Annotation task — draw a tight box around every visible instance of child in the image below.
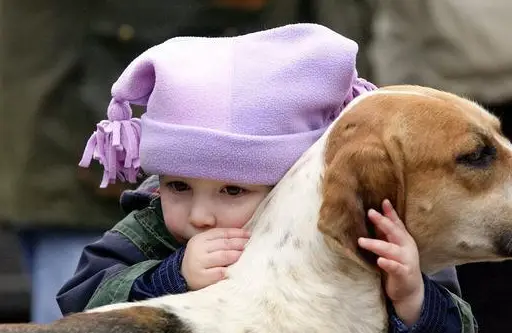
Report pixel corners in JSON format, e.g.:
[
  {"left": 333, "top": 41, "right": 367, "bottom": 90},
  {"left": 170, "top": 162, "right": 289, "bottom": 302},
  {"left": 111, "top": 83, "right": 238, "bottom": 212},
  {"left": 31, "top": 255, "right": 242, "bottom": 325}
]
[{"left": 57, "top": 24, "right": 475, "bottom": 332}]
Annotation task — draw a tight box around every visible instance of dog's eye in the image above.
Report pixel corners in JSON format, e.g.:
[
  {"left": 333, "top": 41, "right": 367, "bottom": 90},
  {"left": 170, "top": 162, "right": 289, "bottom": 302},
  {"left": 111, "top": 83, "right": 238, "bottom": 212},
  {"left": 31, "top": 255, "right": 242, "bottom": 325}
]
[{"left": 456, "top": 145, "right": 496, "bottom": 168}]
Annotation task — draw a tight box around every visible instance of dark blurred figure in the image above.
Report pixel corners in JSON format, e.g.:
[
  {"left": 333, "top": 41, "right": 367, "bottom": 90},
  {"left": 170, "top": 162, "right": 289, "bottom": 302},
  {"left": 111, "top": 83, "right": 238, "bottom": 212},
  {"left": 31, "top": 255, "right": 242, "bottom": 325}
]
[
  {"left": 370, "top": 2, "right": 512, "bottom": 332},
  {"left": 1, "top": 0, "right": 374, "bottom": 324}
]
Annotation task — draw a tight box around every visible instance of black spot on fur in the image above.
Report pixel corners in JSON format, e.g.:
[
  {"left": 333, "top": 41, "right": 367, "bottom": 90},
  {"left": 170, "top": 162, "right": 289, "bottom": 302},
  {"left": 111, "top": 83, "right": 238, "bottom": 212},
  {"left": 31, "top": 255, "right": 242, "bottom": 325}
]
[
  {"left": 344, "top": 123, "right": 357, "bottom": 130},
  {"left": 457, "top": 240, "right": 472, "bottom": 251},
  {"left": 276, "top": 232, "right": 291, "bottom": 248},
  {"left": 292, "top": 238, "right": 302, "bottom": 249}
]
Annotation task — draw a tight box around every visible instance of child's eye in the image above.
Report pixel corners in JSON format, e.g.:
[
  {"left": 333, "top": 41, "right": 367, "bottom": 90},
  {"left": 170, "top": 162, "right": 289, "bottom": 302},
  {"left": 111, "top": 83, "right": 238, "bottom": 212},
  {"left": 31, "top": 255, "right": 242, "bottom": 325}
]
[
  {"left": 221, "top": 186, "right": 246, "bottom": 196},
  {"left": 167, "top": 181, "right": 190, "bottom": 192}
]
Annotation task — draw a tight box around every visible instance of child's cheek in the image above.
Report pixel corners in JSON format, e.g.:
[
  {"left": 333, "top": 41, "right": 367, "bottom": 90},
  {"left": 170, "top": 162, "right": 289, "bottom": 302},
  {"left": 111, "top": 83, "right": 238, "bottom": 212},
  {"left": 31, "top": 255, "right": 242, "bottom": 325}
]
[
  {"left": 164, "top": 218, "right": 188, "bottom": 243},
  {"left": 227, "top": 207, "right": 258, "bottom": 229}
]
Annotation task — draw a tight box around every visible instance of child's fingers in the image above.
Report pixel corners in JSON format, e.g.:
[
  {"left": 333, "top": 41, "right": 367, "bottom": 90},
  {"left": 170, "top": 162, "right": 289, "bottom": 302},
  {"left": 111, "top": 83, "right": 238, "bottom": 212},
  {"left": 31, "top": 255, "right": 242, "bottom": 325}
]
[
  {"left": 205, "top": 266, "right": 228, "bottom": 284},
  {"left": 206, "top": 249, "right": 243, "bottom": 268},
  {"left": 358, "top": 237, "right": 403, "bottom": 263},
  {"left": 367, "top": 209, "right": 406, "bottom": 245},
  {"left": 382, "top": 199, "right": 402, "bottom": 227},
  {"left": 206, "top": 237, "right": 249, "bottom": 253},
  {"left": 203, "top": 228, "right": 251, "bottom": 241},
  {"left": 382, "top": 200, "right": 407, "bottom": 233},
  {"left": 376, "top": 257, "right": 408, "bottom": 277}
]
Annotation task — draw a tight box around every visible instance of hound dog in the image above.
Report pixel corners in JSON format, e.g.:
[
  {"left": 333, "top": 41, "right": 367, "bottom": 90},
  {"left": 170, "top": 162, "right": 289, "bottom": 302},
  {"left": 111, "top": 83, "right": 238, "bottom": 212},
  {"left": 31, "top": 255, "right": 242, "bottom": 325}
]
[{"left": 4, "top": 85, "right": 512, "bottom": 333}]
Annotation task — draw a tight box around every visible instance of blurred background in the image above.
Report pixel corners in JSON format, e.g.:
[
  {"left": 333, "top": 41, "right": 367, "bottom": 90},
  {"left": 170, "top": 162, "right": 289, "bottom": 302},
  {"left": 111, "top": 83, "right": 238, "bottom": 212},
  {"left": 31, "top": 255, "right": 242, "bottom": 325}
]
[{"left": 0, "top": 1, "right": 511, "bottom": 333}]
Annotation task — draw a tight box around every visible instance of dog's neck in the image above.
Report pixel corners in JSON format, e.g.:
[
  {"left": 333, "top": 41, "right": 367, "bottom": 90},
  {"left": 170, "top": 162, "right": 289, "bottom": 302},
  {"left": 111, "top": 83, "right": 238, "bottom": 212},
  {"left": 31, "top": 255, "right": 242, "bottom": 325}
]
[
  {"left": 94, "top": 137, "right": 387, "bottom": 332},
  {"left": 220, "top": 138, "right": 387, "bottom": 332}
]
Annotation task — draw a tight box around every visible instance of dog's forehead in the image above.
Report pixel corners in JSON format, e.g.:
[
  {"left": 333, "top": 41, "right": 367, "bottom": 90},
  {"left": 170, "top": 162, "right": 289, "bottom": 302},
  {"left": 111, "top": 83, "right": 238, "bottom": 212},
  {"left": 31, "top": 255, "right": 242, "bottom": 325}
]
[
  {"left": 381, "top": 85, "right": 499, "bottom": 127},
  {"left": 323, "top": 85, "right": 505, "bottom": 168},
  {"left": 336, "top": 85, "right": 500, "bottom": 135}
]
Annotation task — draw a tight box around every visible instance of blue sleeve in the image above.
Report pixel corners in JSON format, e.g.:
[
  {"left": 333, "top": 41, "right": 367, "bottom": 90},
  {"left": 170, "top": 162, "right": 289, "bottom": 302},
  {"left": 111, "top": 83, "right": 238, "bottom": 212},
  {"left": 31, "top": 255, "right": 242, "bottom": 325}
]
[
  {"left": 429, "top": 267, "right": 461, "bottom": 296},
  {"left": 57, "top": 230, "right": 190, "bottom": 314},
  {"left": 388, "top": 274, "right": 462, "bottom": 333},
  {"left": 130, "top": 246, "right": 188, "bottom": 300},
  {"left": 56, "top": 230, "right": 147, "bottom": 315}
]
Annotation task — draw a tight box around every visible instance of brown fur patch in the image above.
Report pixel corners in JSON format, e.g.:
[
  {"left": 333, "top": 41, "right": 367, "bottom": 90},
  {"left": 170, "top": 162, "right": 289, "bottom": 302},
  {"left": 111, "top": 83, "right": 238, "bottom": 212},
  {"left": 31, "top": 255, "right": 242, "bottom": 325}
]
[{"left": 0, "top": 306, "right": 191, "bottom": 333}]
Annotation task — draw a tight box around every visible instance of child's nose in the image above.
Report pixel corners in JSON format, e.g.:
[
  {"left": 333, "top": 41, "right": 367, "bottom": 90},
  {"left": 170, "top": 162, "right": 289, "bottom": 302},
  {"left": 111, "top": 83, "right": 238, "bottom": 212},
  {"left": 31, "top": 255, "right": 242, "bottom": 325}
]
[{"left": 189, "top": 203, "right": 216, "bottom": 228}]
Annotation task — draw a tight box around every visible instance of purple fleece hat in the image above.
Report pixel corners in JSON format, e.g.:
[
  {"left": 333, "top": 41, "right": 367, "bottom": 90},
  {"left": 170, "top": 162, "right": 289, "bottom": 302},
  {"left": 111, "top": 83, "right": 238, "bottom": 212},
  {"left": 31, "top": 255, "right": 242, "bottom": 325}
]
[{"left": 79, "top": 23, "right": 377, "bottom": 187}]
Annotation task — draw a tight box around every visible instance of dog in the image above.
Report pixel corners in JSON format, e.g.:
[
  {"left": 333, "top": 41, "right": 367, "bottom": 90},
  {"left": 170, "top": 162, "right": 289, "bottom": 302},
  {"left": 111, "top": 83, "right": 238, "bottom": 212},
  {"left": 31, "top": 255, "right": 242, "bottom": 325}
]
[{"left": 4, "top": 85, "right": 512, "bottom": 333}]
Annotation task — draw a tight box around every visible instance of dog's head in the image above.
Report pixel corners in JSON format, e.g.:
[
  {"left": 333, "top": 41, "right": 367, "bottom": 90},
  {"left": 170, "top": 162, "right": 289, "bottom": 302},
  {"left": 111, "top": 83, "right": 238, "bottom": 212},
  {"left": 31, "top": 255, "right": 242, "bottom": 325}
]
[{"left": 318, "top": 85, "right": 512, "bottom": 274}]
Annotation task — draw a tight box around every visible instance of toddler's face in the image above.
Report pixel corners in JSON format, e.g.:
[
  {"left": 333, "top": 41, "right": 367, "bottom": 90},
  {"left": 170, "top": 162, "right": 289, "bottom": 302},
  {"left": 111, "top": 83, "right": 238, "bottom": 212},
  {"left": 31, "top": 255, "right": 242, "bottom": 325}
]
[{"left": 159, "top": 175, "right": 272, "bottom": 243}]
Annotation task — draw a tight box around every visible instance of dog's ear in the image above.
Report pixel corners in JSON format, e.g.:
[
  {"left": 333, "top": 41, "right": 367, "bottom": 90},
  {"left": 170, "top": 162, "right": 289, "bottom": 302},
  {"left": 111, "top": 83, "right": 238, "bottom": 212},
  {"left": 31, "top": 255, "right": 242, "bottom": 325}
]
[{"left": 318, "top": 124, "right": 405, "bottom": 266}]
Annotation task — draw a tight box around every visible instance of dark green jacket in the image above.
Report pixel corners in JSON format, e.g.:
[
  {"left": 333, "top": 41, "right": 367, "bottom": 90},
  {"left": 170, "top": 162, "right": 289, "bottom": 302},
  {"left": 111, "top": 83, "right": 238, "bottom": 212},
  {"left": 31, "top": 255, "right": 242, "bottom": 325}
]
[
  {"left": 57, "top": 197, "right": 183, "bottom": 312},
  {"left": 86, "top": 200, "right": 183, "bottom": 310}
]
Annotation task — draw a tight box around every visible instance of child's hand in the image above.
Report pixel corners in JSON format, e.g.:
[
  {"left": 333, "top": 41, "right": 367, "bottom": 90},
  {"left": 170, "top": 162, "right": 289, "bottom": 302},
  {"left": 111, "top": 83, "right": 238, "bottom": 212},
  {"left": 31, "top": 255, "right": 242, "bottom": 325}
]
[
  {"left": 357, "top": 199, "right": 424, "bottom": 327},
  {"left": 181, "top": 228, "right": 250, "bottom": 291}
]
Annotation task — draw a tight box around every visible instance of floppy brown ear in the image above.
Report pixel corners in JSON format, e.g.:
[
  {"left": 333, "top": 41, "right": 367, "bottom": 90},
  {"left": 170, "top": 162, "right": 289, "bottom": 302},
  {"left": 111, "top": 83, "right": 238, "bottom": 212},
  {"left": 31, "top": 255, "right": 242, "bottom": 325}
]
[{"left": 318, "top": 122, "right": 405, "bottom": 266}]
